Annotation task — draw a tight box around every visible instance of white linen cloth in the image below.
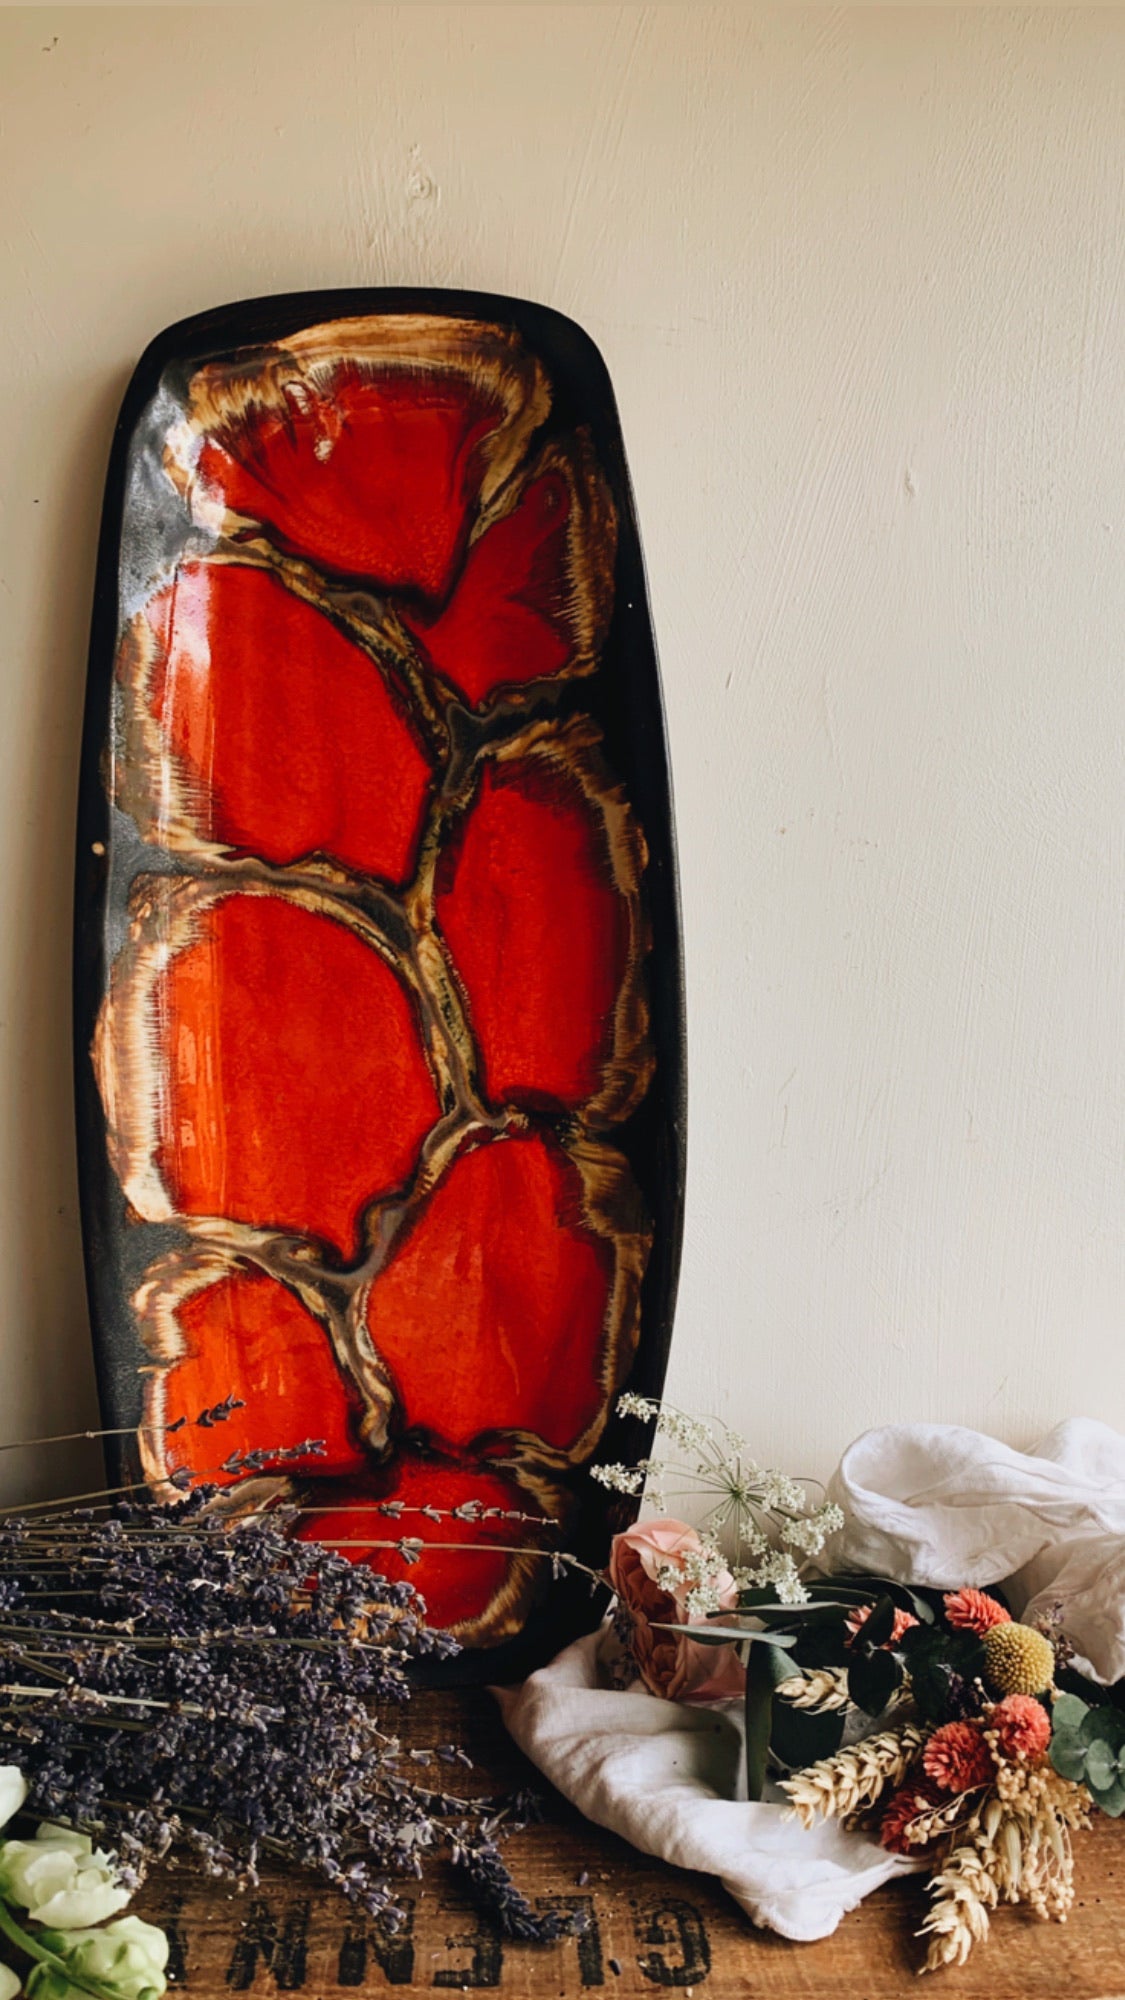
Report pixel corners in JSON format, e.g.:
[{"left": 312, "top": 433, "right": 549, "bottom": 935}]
[
  {"left": 829, "top": 1418, "right": 1125, "bottom": 1683},
  {"left": 496, "top": 1418, "right": 1125, "bottom": 1940},
  {"left": 494, "top": 1631, "right": 918, "bottom": 1941}
]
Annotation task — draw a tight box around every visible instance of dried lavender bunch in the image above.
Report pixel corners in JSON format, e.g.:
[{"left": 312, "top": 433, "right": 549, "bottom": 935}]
[{"left": 0, "top": 1480, "right": 558, "bottom": 1938}]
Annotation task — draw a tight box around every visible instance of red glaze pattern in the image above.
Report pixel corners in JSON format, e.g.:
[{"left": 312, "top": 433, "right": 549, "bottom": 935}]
[
  {"left": 295, "top": 1459, "right": 561, "bottom": 1639},
  {"left": 364, "top": 1130, "right": 622, "bottom": 1456},
  {"left": 150, "top": 1271, "right": 367, "bottom": 1483},
  {"left": 98, "top": 314, "right": 654, "bottom": 1645},
  {"left": 151, "top": 890, "right": 440, "bottom": 1256},
  {"left": 403, "top": 471, "right": 575, "bottom": 702},
  {"left": 126, "top": 562, "right": 431, "bottom": 880},
  {"left": 434, "top": 738, "right": 646, "bottom": 1120}
]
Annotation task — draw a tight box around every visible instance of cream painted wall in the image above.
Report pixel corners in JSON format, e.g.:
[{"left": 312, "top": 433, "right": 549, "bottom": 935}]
[{"left": 1, "top": 5, "right": 1123, "bottom": 1506}]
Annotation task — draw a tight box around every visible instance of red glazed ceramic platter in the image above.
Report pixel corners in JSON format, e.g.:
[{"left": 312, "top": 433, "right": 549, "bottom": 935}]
[{"left": 77, "top": 294, "right": 683, "bottom": 1675}]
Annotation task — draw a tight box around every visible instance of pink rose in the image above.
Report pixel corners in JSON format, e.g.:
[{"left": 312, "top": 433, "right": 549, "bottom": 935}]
[{"left": 608, "top": 1517, "right": 746, "bottom": 1702}]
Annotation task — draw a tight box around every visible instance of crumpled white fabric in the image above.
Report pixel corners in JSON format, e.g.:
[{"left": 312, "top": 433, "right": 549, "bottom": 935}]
[
  {"left": 496, "top": 1417, "right": 1125, "bottom": 1941},
  {"left": 494, "top": 1632, "right": 919, "bottom": 1941},
  {"left": 829, "top": 1417, "right": 1125, "bottom": 1683}
]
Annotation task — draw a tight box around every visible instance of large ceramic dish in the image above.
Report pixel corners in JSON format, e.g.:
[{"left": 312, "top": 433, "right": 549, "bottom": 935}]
[{"left": 75, "top": 291, "right": 684, "bottom": 1680}]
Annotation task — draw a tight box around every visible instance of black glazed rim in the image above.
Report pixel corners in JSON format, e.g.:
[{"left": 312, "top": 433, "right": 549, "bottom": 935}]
[{"left": 73, "top": 289, "right": 687, "bottom": 1686}]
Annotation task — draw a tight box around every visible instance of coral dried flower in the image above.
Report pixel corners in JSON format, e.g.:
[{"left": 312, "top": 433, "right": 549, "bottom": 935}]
[
  {"left": 845, "top": 1602, "right": 919, "bottom": 1648},
  {"left": 922, "top": 1721, "right": 994, "bottom": 1794},
  {"left": 943, "top": 1587, "right": 1011, "bottom": 1635},
  {"left": 990, "top": 1693, "right": 1051, "bottom": 1762},
  {"left": 879, "top": 1778, "right": 945, "bottom": 1854}
]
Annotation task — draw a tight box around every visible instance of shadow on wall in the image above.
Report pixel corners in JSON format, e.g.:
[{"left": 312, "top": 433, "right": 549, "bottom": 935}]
[{"left": 0, "top": 365, "right": 130, "bottom": 1506}]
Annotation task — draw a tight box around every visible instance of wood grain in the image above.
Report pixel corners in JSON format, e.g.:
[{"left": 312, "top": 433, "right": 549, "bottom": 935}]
[{"left": 132, "top": 1691, "right": 1125, "bottom": 1998}]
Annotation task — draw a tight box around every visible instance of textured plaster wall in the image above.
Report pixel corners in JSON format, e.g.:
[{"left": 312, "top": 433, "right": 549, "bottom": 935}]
[{"left": 1, "top": 5, "right": 1123, "bottom": 1505}]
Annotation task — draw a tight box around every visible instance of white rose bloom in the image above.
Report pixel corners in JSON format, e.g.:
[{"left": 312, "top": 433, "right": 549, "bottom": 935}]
[
  {"left": 0, "top": 1773, "right": 27, "bottom": 1835},
  {"left": 35, "top": 1917, "right": 169, "bottom": 2000},
  {"left": 0, "top": 1964, "right": 21, "bottom": 2000},
  {"left": 0, "top": 1826, "right": 129, "bottom": 1928}
]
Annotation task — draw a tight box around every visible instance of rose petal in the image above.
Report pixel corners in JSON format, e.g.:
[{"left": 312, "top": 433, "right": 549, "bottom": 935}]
[
  {"left": 27, "top": 1884, "right": 132, "bottom": 1929},
  {"left": 0, "top": 1770, "right": 26, "bottom": 1833}
]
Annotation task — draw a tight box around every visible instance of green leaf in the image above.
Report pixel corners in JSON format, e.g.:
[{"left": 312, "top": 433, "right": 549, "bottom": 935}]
[
  {"left": 800, "top": 1582, "right": 879, "bottom": 1603},
  {"left": 1049, "top": 1731, "right": 1088, "bottom": 1783},
  {"left": 860, "top": 1595, "right": 896, "bottom": 1650},
  {"left": 744, "top": 1644, "right": 789, "bottom": 1801},
  {"left": 1090, "top": 1773, "right": 1125, "bottom": 1817},
  {"left": 1051, "top": 1692, "right": 1090, "bottom": 1734},
  {"left": 819, "top": 1573, "right": 938, "bottom": 1623},
  {"left": 906, "top": 1649, "right": 976, "bottom": 1724},
  {"left": 655, "top": 1621, "right": 797, "bottom": 1647},
  {"left": 736, "top": 1605, "right": 812, "bottom": 1627},
  {"left": 847, "top": 1646, "right": 902, "bottom": 1717},
  {"left": 780, "top": 1602, "right": 861, "bottom": 1620},
  {"left": 1082, "top": 1706, "right": 1125, "bottom": 1753},
  {"left": 769, "top": 1697, "right": 846, "bottom": 1770},
  {"left": 1085, "top": 1740, "right": 1118, "bottom": 1790}
]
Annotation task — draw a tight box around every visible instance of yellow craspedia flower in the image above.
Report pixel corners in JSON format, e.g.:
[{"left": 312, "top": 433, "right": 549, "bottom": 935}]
[{"left": 982, "top": 1621, "right": 1055, "bottom": 1695}]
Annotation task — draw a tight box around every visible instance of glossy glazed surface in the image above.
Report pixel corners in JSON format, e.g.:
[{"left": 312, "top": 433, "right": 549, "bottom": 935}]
[{"left": 80, "top": 298, "right": 682, "bottom": 1661}]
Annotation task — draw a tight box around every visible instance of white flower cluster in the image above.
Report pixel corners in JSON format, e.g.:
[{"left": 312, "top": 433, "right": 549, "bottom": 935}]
[
  {"left": 615, "top": 1394, "right": 716, "bottom": 1458},
  {"left": 780, "top": 1503, "right": 845, "bottom": 1555},
  {"left": 654, "top": 1538, "right": 729, "bottom": 1621},
  {"left": 597, "top": 1397, "right": 846, "bottom": 1609},
  {"left": 588, "top": 1463, "right": 644, "bottom": 1495}
]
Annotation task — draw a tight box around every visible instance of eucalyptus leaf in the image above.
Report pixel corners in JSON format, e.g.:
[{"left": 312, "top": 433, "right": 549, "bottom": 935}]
[
  {"left": 1081, "top": 1706, "right": 1125, "bottom": 1753},
  {"left": 771, "top": 1602, "right": 861, "bottom": 1619},
  {"left": 907, "top": 1654, "right": 971, "bottom": 1724},
  {"left": 744, "top": 1644, "right": 787, "bottom": 1802},
  {"left": 820, "top": 1574, "right": 938, "bottom": 1623},
  {"left": 1051, "top": 1692, "right": 1090, "bottom": 1733},
  {"left": 847, "top": 1645, "right": 901, "bottom": 1717},
  {"left": 769, "top": 1696, "right": 846, "bottom": 1770},
  {"left": 653, "top": 1622, "right": 797, "bottom": 1647},
  {"left": 1085, "top": 1740, "right": 1118, "bottom": 1790},
  {"left": 860, "top": 1595, "right": 897, "bottom": 1650},
  {"left": 1090, "top": 1773, "right": 1125, "bottom": 1817},
  {"left": 796, "top": 1592, "right": 876, "bottom": 1608},
  {"left": 1049, "top": 1732, "right": 1089, "bottom": 1784}
]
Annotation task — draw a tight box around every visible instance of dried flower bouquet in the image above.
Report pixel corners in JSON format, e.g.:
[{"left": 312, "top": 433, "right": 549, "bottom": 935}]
[{"left": 589, "top": 1396, "right": 1125, "bottom": 1974}]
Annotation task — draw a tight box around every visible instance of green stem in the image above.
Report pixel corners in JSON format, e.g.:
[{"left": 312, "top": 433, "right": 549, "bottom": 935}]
[
  {"left": 0, "top": 1896, "right": 132, "bottom": 2000},
  {"left": 0, "top": 1428, "right": 165, "bottom": 1456},
  {"left": 0, "top": 1484, "right": 155, "bottom": 1521}
]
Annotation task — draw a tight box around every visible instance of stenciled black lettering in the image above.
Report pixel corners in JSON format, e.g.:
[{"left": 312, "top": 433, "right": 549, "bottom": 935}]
[
  {"left": 535, "top": 1896, "right": 603, "bottom": 1986},
  {"left": 431, "top": 1897, "right": 502, "bottom": 1988},
  {"left": 337, "top": 1903, "right": 415, "bottom": 1987},
  {"left": 148, "top": 1891, "right": 188, "bottom": 1987},
  {"left": 634, "top": 1898, "right": 711, "bottom": 1987},
  {"left": 225, "top": 1898, "right": 310, "bottom": 1991}
]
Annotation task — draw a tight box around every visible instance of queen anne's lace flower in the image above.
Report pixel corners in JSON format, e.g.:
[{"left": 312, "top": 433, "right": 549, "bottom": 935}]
[{"left": 603, "top": 1398, "right": 837, "bottom": 1609}]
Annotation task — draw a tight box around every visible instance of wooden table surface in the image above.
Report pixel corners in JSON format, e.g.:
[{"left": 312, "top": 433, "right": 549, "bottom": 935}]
[{"left": 136, "top": 1689, "right": 1124, "bottom": 1999}]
